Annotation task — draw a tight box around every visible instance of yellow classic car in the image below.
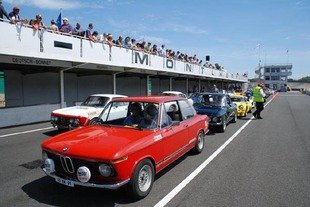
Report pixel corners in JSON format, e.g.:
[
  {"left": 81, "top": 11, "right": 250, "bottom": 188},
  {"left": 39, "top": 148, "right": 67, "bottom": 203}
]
[{"left": 229, "top": 94, "right": 252, "bottom": 117}]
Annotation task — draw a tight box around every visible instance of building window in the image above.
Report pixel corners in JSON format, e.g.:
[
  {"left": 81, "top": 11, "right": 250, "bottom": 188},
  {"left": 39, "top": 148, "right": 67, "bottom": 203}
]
[
  {"left": 276, "top": 68, "right": 280, "bottom": 73},
  {"left": 265, "top": 68, "right": 270, "bottom": 73},
  {"left": 281, "top": 76, "right": 286, "bottom": 81},
  {"left": 271, "top": 76, "right": 280, "bottom": 80},
  {"left": 265, "top": 84, "right": 270, "bottom": 88},
  {"left": 271, "top": 68, "right": 275, "bottom": 73},
  {"left": 281, "top": 68, "right": 286, "bottom": 72},
  {"left": 265, "top": 76, "right": 270, "bottom": 80}
]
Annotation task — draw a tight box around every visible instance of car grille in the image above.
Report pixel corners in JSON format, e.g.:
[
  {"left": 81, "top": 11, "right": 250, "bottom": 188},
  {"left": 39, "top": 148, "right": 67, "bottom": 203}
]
[
  {"left": 46, "top": 152, "right": 101, "bottom": 182},
  {"left": 54, "top": 117, "right": 70, "bottom": 126}
]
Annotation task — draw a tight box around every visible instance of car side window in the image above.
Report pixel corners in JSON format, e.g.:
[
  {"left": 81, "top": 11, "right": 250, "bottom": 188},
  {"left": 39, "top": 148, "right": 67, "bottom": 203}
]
[
  {"left": 179, "top": 100, "right": 196, "bottom": 120},
  {"left": 226, "top": 96, "right": 231, "bottom": 106},
  {"left": 160, "top": 106, "right": 172, "bottom": 128}
]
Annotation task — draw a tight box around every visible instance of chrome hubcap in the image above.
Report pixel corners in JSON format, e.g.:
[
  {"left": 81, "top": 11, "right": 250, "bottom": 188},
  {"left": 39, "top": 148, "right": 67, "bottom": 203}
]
[
  {"left": 197, "top": 133, "right": 204, "bottom": 149},
  {"left": 138, "top": 165, "right": 152, "bottom": 192}
]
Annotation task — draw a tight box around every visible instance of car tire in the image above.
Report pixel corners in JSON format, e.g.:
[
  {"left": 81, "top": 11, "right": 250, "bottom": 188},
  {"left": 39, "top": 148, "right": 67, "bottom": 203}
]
[
  {"left": 231, "top": 112, "right": 237, "bottom": 123},
  {"left": 219, "top": 116, "right": 226, "bottom": 132},
  {"left": 191, "top": 131, "right": 205, "bottom": 154},
  {"left": 128, "top": 159, "right": 154, "bottom": 200}
]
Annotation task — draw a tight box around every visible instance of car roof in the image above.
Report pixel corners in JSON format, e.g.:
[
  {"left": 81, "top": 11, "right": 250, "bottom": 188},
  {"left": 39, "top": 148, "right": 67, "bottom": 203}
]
[
  {"left": 230, "top": 94, "right": 244, "bottom": 98},
  {"left": 162, "top": 91, "right": 184, "bottom": 95},
  {"left": 90, "top": 94, "right": 127, "bottom": 98},
  {"left": 199, "top": 92, "right": 225, "bottom": 96},
  {"left": 113, "top": 96, "right": 186, "bottom": 104}
]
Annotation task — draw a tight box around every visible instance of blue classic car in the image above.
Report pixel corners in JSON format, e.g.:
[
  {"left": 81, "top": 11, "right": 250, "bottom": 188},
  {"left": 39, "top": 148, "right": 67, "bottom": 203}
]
[{"left": 191, "top": 93, "right": 237, "bottom": 132}]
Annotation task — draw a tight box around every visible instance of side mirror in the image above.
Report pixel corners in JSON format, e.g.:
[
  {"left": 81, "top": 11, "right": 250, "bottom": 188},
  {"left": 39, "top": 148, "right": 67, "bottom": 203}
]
[{"left": 88, "top": 117, "right": 101, "bottom": 125}]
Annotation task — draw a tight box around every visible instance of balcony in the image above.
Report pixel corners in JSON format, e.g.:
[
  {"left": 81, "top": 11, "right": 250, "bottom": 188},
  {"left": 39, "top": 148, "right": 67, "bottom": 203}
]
[{"left": 0, "top": 21, "right": 247, "bottom": 82}]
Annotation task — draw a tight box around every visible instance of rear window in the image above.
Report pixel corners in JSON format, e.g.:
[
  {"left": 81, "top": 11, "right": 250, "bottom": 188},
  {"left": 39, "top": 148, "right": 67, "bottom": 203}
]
[{"left": 179, "top": 100, "right": 195, "bottom": 120}]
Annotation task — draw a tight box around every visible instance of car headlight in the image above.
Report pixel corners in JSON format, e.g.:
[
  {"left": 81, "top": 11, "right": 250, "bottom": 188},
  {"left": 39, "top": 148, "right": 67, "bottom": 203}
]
[
  {"left": 69, "top": 118, "right": 80, "bottom": 126},
  {"left": 99, "top": 164, "right": 113, "bottom": 177},
  {"left": 212, "top": 117, "right": 220, "bottom": 122},
  {"left": 42, "top": 151, "right": 48, "bottom": 161},
  {"left": 44, "top": 158, "right": 55, "bottom": 174},
  {"left": 239, "top": 105, "right": 244, "bottom": 109},
  {"left": 51, "top": 115, "right": 58, "bottom": 121},
  {"left": 77, "top": 166, "right": 91, "bottom": 183}
]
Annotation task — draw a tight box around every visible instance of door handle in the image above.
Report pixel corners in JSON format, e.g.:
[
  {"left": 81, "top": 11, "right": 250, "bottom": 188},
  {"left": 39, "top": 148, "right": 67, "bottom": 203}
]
[{"left": 184, "top": 125, "right": 188, "bottom": 128}]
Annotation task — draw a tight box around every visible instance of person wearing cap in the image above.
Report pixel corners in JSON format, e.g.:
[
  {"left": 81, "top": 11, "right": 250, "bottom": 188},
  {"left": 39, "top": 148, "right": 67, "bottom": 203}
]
[
  {"left": 252, "top": 83, "right": 266, "bottom": 119},
  {"left": 0, "top": 0, "right": 10, "bottom": 21},
  {"left": 59, "top": 17, "right": 72, "bottom": 34},
  {"left": 30, "top": 14, "right": 46, "bottom": 30},
  {"left": 48, "top": 19, "right": 59, "bottom": 32},
  {"left": 9, "top": 6, "right": 20, "bottom": 23}
]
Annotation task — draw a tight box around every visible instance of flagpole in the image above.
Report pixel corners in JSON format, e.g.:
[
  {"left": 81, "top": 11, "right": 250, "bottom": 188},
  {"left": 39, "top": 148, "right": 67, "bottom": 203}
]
[{"left": 286, "top": 49, "right": 289, "bottom": 64}]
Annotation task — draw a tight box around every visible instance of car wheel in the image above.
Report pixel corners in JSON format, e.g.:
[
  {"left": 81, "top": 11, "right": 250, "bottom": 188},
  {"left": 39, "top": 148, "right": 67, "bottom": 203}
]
[
  {"left": 231, "top": 112, "right": 237, "bottom": 123},
  {"left": 219, "top": 117, "right": 226, "bottom": 132},
  {"left": 191, "top": 131, "right": 205, "bottom": 154},
  {"left": 128, "top": 159, "right": 154, "bottom": 200}
]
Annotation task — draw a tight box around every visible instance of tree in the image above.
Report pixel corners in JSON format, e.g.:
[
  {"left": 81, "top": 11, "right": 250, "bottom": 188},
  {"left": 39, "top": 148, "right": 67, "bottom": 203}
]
[{"left": 298, "top": 76, "right": 310, "bottom": 83}]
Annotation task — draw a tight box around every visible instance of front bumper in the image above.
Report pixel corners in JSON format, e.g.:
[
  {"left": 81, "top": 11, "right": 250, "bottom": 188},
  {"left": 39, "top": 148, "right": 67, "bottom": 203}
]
[
  {"left": 236, "top": 110, "right": 246, "bottom": 116},
  {"left": 42, "top": 166, "right": 130, "bottom": 190}
]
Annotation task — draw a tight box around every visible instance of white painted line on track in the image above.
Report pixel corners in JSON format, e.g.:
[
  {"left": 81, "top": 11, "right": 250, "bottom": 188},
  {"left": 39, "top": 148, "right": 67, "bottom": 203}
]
[
  {"left": 0, "top": 127, "right": 53, "bottom": 138},
  {"left": 154, "top": 96, "right": 276, "bottom": 207}
]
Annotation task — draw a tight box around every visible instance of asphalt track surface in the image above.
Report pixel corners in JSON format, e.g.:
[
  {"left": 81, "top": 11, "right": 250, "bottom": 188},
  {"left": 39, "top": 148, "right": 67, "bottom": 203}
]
[{"left": 0, "top": 92, "right": 309, "bottom": 207}]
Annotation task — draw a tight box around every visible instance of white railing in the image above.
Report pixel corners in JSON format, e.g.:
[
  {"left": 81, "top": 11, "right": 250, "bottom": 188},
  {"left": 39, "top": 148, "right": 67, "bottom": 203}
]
[{"left": 0, "top": 21, "right": 247, "bottom": 82}]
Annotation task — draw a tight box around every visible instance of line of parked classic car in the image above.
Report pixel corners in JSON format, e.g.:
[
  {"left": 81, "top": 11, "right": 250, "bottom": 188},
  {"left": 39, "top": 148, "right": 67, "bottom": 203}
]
[{"left": 41, "top": 90, "right": 255, "bottom": 199}]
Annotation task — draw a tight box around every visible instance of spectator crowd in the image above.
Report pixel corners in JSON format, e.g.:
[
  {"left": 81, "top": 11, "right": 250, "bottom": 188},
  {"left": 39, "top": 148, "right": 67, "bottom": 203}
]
[{"left": 0, "top": 2, "right": 226, "bottom": 70}]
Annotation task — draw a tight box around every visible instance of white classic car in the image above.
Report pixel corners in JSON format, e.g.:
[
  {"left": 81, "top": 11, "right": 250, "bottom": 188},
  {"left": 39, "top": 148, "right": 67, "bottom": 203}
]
[
  {"left": 51, "top": 94, "right": 127, "bottom": 130},
  {"left": 161, "top": 91, "right": 193, "bottom": 105}
]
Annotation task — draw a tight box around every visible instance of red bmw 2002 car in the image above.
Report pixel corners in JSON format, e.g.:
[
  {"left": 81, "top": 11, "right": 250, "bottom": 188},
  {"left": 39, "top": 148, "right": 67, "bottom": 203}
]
[{"left": 41, "top": 96, "right": 209, "bottom": 199}]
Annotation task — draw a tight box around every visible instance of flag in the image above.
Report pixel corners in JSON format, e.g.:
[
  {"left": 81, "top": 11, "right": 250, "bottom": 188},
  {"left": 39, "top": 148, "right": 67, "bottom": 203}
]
[
  {"left": 286, "top": 50, "right": 289, "bottom": 54},
  {"left": 56, "top": 11, "right": 62, "bottom": 29}
]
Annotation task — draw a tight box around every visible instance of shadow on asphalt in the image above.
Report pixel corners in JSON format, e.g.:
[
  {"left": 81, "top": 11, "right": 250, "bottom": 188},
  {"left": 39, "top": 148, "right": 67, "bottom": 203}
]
[
  {"left": 43, "top": 130, "right": 62, "bottom": 137},
  {"left": 21, "top": 176, "right": 134, "bottom": 207}
]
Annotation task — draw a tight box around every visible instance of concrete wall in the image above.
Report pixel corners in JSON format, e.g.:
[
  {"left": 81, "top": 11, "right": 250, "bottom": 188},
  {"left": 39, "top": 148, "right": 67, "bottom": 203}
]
[
  {"left": 0, "top": 104, "right": 60, "bottom": 127},
  {"left": 77, "top": 75, "right": 113, "bottom": 101},
  {"left": 5, "top": 70, "right": 59, "bottom": 107},
  {"left": 117, "top": 76, "right": 146, "bottom": 96}
]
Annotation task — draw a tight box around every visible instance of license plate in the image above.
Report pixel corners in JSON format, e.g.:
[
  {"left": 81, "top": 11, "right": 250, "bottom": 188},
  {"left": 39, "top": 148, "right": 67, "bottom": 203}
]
[{"left": 55, "top": 177, "right": 74, "bottom": 187}]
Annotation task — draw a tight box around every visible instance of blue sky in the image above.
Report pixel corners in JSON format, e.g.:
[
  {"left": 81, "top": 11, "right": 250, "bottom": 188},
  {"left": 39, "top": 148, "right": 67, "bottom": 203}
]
[{"left": 3, "top": 0, "right": 310, "bottom": 79}]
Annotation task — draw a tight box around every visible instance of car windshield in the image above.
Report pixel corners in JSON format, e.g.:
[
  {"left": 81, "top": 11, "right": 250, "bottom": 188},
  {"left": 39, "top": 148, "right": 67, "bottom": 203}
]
[
  {"left": 162, "top": 92, "right": 187, "bottom": 98},
  {"left": 231, "top": 97, "right": 244, "bottom": 102},
  {"left": 81, "top": 96, "right": 109, "bottom": 107},
  {"left": 96, "top": 101, "right": 160, "bottom": 130},
  {"left": 201, "top": 94, "right": 223, "bottom": 107}
]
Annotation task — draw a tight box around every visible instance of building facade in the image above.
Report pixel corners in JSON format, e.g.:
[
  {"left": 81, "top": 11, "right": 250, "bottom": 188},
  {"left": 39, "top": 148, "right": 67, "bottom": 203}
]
[{"left": 263, "top": 64, "right": 292, "bottom": 91}]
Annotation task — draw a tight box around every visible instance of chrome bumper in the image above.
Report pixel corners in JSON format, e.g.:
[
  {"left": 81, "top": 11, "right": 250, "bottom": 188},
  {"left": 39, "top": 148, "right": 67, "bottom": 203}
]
[{"left": 42, "top": 166, "right": 130, "bottom": 190}]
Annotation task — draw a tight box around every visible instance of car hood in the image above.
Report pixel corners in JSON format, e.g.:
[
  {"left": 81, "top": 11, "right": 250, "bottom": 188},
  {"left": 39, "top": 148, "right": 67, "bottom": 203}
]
[
  {"left": 42, "top": 126, "right": 155, "bottom": 160},
  {"left": 195, "top": 105, "right": 223, "bottom": 117},
  {"left": 51, "top": 106, "right": 102, "bottom": 118},
  {"left": 232, "top": 102, "right": 246, "bottom": 107}
]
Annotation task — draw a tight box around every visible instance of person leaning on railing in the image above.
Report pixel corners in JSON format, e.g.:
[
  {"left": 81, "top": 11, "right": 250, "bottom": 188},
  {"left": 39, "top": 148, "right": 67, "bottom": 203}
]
[
  {"left": 29, "top": 14, "right": 46, "bottom": 30},
  {"left": 0, "top": 0, "right": 10, "bottom": 21}
]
